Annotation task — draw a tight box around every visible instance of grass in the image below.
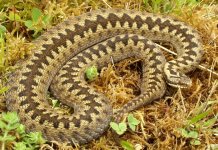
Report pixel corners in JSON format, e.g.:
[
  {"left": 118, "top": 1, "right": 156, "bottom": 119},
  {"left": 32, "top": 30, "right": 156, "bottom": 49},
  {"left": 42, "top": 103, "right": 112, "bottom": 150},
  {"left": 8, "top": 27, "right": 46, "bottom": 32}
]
[{"left": 0, "top": 0, "right": 217, "bottom": 149}]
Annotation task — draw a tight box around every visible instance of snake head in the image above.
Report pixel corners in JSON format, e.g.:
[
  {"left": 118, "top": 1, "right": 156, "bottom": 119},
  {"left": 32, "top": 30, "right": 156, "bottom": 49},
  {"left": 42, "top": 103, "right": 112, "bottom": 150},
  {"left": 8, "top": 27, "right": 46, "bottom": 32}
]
[
  {"left": 164, "top": 64, "right": 192, "bottom": 88},
  {"left": 165, "top": 73, "right": 192, "bottom": 88}
]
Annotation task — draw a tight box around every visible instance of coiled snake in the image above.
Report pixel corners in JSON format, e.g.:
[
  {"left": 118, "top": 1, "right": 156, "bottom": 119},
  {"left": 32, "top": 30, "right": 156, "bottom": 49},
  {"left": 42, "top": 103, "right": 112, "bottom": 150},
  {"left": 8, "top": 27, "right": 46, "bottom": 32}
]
[{"left": 5, "top": 9, "right": 204, "bottom": 145}]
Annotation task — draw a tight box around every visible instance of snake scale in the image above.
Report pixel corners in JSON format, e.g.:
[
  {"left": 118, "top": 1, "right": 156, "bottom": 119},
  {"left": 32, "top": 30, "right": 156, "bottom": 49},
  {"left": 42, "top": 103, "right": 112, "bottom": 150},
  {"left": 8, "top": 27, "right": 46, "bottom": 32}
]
[{"left": 5, "top": 9, "right": 204, "bottom": 145}]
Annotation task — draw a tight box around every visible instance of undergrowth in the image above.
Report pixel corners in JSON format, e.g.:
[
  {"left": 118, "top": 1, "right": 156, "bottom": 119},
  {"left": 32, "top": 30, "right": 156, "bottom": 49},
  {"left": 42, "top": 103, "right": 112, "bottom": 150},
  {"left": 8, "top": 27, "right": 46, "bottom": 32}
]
[
  {"left": 0, "top": 112, "right": 45, "bottom": 150},
  {"left": 0, "top": 0, "right": 217, "bottom": 150}
]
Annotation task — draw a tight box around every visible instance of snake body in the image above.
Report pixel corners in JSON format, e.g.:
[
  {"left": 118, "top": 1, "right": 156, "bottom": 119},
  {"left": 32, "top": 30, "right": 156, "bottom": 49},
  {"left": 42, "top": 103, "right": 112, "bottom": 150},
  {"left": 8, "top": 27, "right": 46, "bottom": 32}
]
[{"left": 5, "top": 9, "right": 203, "bottom": 145}]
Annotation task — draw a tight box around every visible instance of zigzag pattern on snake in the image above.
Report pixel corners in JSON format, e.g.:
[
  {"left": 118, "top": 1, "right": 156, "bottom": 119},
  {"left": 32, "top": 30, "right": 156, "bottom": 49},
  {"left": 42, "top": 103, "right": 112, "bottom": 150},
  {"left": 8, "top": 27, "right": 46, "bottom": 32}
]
[{"left": 5, "top": 9, "right": 203, "bottom": 145}]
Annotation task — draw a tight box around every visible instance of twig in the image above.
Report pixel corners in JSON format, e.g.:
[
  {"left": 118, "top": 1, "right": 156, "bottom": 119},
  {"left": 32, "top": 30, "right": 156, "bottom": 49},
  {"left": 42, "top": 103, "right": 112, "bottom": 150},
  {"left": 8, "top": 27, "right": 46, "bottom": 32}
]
[
  {"left": 155, "top": 43, "right": 218, "bottom": 77},
  {"left": 177, "top": 88, "right": 187, "bottom": 112},
  {"left": 206, "top": 80, "right": 218, "bottom": 101},
  {"left": 101, "top": 0, "right": 111, "bottom": 8}
]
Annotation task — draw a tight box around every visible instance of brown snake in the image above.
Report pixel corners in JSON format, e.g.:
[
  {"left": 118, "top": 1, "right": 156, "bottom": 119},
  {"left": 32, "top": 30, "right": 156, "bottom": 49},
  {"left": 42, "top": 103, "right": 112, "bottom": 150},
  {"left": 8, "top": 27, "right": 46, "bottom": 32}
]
[{"left": 5, "top": 9, "right": 204, "bottom": 145}]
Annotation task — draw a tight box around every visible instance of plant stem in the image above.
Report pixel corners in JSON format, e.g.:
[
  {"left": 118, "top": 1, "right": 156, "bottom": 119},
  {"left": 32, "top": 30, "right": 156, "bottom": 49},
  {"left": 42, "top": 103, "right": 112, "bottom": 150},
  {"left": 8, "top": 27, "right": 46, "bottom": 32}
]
[
  {"left": 1, "top": 131, "right": 8, "bottom": 150},
  {"left": 1, "top": 142, "right": 5, "bottom": 150}
]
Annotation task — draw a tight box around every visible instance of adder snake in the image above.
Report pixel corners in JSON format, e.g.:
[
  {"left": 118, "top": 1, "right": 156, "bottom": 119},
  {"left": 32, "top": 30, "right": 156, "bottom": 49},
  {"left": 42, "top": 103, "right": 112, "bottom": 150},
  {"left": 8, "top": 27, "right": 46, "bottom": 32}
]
[{"left": 5, "top": 9, "right": 204, "bottom": 145}]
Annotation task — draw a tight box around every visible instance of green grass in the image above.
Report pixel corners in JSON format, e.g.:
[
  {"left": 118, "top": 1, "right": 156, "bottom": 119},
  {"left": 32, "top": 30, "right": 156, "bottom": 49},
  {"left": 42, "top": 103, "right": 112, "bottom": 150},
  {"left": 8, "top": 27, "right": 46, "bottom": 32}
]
[
  {"left": 178, "top": 108, "right": 217, "bottom": 146},
  {"left": 143, "top": 0, "right": 201, "bottom": 13}
]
